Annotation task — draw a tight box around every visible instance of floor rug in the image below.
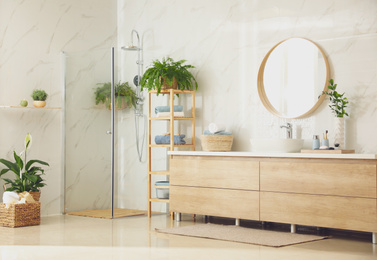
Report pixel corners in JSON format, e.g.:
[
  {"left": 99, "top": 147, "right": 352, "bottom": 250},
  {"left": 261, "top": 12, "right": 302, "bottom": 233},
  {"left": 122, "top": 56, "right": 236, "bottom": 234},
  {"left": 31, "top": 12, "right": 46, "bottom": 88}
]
[
  {"left": 156, "top": 223, "right": 328, "bottom": 247},
  {"left": 66, "top": 208, "right": 147, "bottom": 219}
]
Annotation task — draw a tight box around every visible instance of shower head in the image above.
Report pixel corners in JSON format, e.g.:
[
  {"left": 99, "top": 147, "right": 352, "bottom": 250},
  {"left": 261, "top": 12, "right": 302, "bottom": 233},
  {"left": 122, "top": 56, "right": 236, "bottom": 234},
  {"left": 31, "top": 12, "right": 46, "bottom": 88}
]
[
  {"left": 121, "top": 30, "right": 141, "bottom": 51},
  {"left": 121, "top": 45, "right": 140, "bottom": 51}
]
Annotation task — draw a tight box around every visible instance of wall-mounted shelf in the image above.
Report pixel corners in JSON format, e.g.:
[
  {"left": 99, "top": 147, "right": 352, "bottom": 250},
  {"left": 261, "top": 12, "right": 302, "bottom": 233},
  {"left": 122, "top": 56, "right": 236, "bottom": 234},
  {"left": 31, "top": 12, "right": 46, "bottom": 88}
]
[
  {"left": 0, "top": 105, "right": 61, "bottom": 109},
  {"left": 147, "top": 89, "right": 195, "bottom": 217}
]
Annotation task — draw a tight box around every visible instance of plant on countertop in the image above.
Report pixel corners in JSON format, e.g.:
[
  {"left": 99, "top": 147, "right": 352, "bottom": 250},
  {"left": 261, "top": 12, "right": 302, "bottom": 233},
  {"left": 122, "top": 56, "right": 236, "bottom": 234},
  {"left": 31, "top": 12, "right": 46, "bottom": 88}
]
[
  {"left": 95, "top": 81, "right": 137, "bottom": 110},
  {"left": 140, "top": 57, "right": 198, "bottom": 95},
  {"left": 0, "top": 133, "right": 49, "bottom": 192},
  {"left": 31, "top": 89, "right": 48, "bottom": 101},
  {"left": 322, "top": 79, "right": 349, "bottom": 118}
]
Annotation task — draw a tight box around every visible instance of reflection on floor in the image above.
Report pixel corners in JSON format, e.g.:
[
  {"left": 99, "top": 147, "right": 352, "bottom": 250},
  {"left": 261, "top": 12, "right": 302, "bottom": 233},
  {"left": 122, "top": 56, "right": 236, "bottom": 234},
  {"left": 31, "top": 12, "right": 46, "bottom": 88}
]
[
  {"left": 66, "top": 208, "right": 147, "bottom": 219},
  {"left": 0, "top": 214, "right": 376, "bottom": 260}
]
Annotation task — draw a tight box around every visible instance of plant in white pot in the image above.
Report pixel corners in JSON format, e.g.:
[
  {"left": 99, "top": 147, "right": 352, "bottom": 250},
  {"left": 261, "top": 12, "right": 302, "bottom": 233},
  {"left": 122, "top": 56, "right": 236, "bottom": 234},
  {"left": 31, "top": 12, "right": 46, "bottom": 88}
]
[
  {"left": 0, "top": 133, "right": 49, "bottom": 201},
  {"left": 322, "top": 79, "right": 349, "bottom": 148},
  {"left": 31, "top": 89, "right": 48, "bottom": 108}
]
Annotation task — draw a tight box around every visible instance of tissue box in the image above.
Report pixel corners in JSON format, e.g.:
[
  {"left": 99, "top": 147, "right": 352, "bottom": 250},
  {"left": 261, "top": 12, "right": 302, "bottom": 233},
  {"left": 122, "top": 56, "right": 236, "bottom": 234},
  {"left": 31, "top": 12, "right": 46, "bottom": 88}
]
[{"left": 0, "top": 202, "right": 41, "bottom": 228}]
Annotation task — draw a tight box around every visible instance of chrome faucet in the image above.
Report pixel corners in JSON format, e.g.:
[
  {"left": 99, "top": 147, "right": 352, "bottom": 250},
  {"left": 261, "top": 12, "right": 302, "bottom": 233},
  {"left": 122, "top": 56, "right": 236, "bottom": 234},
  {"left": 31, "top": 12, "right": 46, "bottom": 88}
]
[{"left": 280, "top": 123, "right": 292, "bottom": 139}]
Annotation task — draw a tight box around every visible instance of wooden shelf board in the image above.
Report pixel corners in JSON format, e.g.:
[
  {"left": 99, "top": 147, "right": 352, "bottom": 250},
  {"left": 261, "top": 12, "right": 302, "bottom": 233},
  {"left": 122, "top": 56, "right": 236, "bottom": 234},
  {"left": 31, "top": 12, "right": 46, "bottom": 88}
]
[
  {"left": 149, "top": 144, "right": 171, "bottom": 148},
  {"left": 149, "top": 198, "right": 169, "bottom": 203},
  {"left": 301, "top": 149, "right": 355, "bottom": 154},
  {"left": 149, "top": 171, "right": 170, "bottom": 175},
  {"left": 149, "top": 144, "right": 194, "bottom": 148},
  {"left": 149, "top": 90, "right": 194, "bottom": 94},
  {"left": 149, "top": 117, "right": 194, "bottom": 121}
]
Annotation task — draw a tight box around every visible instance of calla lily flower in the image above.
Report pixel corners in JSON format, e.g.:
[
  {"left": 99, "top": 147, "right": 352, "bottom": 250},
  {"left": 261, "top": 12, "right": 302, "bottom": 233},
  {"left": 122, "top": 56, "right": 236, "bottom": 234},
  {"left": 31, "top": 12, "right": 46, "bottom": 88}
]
[{"left": 25, "top": 133, "right": 32, "bottom": 150}]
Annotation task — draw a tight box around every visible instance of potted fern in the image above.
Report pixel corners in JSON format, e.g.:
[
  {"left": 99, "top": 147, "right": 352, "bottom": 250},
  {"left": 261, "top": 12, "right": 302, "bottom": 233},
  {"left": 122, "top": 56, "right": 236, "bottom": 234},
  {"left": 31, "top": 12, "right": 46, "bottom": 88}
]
[
  {"left": 95, "top": 81, "right": 137, "bottom": 110},
  {"left": 140, "top": 57, "right": 198, "bottom": 95},
  {"left": 322, "top": 79, "right": 349, "bottom": 148},
  {"left": 31, "top": 89, "right": 48, "bottom": 108},
  {"left": 0, "top": 133, "right": 49, "bottom": 201}
]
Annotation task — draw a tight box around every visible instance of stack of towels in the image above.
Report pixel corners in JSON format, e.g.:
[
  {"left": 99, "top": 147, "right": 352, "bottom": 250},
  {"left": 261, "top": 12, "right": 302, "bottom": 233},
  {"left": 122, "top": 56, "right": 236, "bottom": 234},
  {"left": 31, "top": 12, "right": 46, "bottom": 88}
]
[
  {"left": 204, "top": 123, "right": 232, "bottom": 135},
  {"left": 155, "top": 133, "right": 186, "bottom": 145},
  {"left": 155, "top": 105, "right": 184, "bottom": 117}
]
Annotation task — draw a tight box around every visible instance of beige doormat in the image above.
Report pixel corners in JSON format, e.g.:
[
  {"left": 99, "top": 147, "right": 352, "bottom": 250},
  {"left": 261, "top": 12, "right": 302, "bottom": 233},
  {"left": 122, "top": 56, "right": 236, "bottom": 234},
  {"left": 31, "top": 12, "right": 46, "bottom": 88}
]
[
  {"left": 66, "top": 208, "right": 147, "bottom": 219},
  {"left": 156, "top": 223, "right": 328, "bottom": 247}
]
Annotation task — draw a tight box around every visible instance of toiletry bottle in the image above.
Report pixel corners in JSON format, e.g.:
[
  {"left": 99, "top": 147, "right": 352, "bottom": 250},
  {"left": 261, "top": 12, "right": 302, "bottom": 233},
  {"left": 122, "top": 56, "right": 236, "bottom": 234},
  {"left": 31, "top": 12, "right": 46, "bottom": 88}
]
[{"left": 312, "top": 135, "right": 320, "bottom": 150}]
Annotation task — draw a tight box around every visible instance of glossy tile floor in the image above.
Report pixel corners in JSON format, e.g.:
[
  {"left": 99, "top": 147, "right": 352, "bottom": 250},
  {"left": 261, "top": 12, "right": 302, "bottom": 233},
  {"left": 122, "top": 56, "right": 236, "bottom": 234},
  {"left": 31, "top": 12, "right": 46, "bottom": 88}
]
[{"left": 0, "top": 214, "right": 376, "bottom": 260}]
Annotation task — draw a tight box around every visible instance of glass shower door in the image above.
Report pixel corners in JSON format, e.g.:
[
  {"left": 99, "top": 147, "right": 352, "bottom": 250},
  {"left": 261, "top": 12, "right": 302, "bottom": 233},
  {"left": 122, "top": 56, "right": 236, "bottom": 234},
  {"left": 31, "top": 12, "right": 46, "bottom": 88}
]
[{"left": 64, "top": 48, "right": 114, "bottom": 217}]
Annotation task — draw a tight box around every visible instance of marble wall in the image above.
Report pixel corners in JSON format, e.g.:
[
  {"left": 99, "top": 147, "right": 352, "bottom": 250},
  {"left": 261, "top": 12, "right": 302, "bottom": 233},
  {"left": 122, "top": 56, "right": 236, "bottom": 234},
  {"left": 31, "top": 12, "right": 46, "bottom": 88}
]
[
  {"left": 0, "top": 0, "right": 117, "bottom": 215},
  {"left": 118, "top": 0, "right": 377, "bottom": 211},
  {"left": 1, "top": 0, "right": 376, "bottom": 216}
]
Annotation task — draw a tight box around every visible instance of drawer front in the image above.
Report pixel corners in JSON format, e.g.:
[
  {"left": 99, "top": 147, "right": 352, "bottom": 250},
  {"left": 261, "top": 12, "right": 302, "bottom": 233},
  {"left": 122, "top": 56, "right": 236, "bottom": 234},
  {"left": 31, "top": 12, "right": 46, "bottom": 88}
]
[
  {"left": 260, "top": 191, "right": 377, "bottom": 232},
  {"left": 170, "top": 156, "right": 259, "bottom": 190},
  {"left": 170, "top": 186, "right": 259, "bottom": 220},
  {"left": 260, "top": 160, "right": 377, "bottom": 198}
]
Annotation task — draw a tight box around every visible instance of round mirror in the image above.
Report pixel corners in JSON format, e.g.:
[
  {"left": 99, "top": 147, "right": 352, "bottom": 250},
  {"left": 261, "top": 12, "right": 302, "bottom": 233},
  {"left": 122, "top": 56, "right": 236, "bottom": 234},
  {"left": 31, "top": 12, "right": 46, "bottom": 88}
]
[{"left": 257, "top": 38, "right": 330, "bottom": 118}]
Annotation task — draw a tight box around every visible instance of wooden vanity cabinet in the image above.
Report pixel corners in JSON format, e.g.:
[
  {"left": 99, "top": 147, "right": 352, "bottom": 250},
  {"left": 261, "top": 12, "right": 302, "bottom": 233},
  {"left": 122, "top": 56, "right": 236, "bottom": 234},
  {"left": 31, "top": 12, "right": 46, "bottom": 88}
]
[
  {"left": 169, "top": 154, "right": 377, "bottom": 234},
  {"left": 170, "top": 155, "right": 260, "bottom": 220},
  {"left": 259, "top": 158, "right": 377, "bottom": 233}
]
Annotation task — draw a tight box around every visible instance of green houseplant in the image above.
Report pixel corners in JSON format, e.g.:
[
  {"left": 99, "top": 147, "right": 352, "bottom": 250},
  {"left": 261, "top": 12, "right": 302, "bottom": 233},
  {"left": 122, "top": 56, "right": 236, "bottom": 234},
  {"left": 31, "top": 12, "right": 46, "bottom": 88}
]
[
  {"left": 322, "top": 79, "right": 349, "bottom": 118},
  {"left": 95, "top": 81, "right": 137, "bottom": 110},
  {"left": 31, "top": 89, "right": 48, "bottom": 108},
  {"left": 140, "top": 57, "right": 198, "bottom": 95},
  {"left": 322, "top": 79, "right": 349, "bottom": 149},
  {"left": 0, "top": 133, "right": 49, "bottom": 198}
]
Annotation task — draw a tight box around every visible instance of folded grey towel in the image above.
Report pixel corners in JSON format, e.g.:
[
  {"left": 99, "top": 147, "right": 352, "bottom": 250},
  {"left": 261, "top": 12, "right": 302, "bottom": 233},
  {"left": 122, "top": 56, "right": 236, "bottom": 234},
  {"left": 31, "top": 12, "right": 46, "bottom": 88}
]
[
  {"left": 155, "top": 134, "right": 186, "bottom": 145},
  {"left": 203, "top": 130, "right": 232, "bottom": 135},
  {"left": 155, "top": 105, "right": 183, "bottom": 114}
]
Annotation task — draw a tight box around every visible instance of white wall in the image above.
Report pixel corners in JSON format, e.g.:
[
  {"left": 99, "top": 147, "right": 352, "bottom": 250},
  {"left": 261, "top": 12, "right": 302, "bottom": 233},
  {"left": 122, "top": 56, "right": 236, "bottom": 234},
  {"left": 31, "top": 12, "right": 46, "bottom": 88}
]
[
  {"left": 0, "top": 0, "right": 117, "bottom": 215},
  {"left": 117, "top": 0, "right": 377, "bottom": 211},
  {"left": 1, "top": 0, "right": 376, "bottom": 216}
]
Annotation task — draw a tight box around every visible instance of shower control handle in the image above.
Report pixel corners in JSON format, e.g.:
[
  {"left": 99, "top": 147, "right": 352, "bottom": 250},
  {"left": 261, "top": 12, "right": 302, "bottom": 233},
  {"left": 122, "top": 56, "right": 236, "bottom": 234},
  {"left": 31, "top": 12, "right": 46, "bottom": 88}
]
[{"left": 106, "top": 131, "right": 112, "bottom": 135}]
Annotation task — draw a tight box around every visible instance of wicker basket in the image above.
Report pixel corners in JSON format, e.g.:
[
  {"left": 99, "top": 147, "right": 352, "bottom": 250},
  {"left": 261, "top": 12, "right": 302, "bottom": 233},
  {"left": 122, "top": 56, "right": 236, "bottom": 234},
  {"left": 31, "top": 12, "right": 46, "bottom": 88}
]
[
  {"left": 201, "top": 135, "right": 233, "bottom": 152},
  {"left": 28, "top": 191, "right": 40, "bottom": 202},
  {"left": 0, "top": 202, "right": 41, "bottom": 228}
]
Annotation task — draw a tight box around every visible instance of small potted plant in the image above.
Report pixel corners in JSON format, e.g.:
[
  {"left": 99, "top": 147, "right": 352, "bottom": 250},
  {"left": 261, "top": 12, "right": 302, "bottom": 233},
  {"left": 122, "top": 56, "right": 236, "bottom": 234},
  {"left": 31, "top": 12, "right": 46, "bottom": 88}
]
[
  {"left": 322, "top": 79, "right": 349, "bottom": 118},
  {"left": 31, "top": 89, "right": 48, "bottom": 108},
  {"left": 0, "top": 133, "right": 49, "bottom": 201},
  {"left": 140, "top": 57, "right": 198, "bottom": 95},
  {"left": 95, "top": 81, "right": 137, "bottom": 110},
  {"left": 322, "top": 79, "right": 349, "bottom": 148}
]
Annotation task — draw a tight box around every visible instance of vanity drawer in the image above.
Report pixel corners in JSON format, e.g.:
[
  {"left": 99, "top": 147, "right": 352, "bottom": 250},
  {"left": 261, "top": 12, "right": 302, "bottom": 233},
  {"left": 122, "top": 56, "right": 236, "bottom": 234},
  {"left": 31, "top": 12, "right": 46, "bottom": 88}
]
[
  {"left": 260, "top": 159, "right": 377, "bottom": 198},
  {"left": 170, "top": 155, "right": 259, "bottom": 190},
  {"left": 260, "top": 191, "right": 377, "bottom": 232},
  {"left": 170, "top": 186, "right": 259, "bottom": 220}
]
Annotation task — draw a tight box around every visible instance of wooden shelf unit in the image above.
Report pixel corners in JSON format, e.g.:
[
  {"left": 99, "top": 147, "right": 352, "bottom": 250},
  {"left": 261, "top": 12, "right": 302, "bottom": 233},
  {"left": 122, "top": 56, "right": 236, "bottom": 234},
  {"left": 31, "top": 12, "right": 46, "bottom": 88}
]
[{"left": 147, "top": 89, "right": 195, "bottom": 217}]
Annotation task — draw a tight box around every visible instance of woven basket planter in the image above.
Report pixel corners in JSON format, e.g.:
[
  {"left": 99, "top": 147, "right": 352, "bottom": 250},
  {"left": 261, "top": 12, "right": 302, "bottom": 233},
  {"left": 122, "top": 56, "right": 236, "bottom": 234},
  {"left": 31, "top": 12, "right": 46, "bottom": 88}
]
[
  {"left": 0, "top": 202, "right": 41, "bottom": 228},
  {"left": 201, "top": 135, "right": 233, "bottom": 152},
  {"left": 28, "top": 191, "right": 41, "bottom": 202}
]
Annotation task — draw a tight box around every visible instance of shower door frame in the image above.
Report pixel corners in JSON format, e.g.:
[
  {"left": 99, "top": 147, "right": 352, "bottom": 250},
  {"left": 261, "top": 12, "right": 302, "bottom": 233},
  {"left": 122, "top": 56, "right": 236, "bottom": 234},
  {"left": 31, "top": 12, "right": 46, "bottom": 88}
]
[{"left": 62, "top": 47, "right": 117, "bottom": 218}]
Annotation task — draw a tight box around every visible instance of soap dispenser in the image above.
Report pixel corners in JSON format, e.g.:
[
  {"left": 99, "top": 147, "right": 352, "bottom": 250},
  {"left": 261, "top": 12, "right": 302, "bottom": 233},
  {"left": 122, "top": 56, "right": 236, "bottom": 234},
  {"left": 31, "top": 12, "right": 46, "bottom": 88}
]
[{"left": 312, "top": 135, "right": 320, "bottom": 150}]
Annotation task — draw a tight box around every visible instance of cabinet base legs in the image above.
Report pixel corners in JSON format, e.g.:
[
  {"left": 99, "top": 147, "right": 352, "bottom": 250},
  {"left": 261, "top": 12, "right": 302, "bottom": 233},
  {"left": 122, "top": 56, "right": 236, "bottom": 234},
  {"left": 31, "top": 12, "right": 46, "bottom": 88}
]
[
  {"left": 235, "top": 218, "right": 240, "bottom": 226},
  {"left": 175, "top": 212, "right": 181, "bottom": 222},
  {"left": 291, "top": 224, "right": 296, "bottom": 233},
  {"left": 373, "top": 232, "right": 376, "bottom": 244}
]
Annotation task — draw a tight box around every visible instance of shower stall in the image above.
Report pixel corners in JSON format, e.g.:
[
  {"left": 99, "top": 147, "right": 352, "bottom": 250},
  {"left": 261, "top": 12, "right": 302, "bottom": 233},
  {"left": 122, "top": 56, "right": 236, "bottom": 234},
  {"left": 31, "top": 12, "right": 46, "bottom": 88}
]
[{"left": 63, "top": 46, "right": 147, "bottom": 218}]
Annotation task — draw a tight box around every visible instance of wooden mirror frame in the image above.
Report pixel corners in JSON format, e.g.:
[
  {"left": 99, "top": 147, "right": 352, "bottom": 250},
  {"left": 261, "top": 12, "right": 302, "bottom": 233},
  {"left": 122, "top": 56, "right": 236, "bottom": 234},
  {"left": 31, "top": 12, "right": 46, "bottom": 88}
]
[{"left": 257, "top": 38, "right": 331, "bottom": 119}]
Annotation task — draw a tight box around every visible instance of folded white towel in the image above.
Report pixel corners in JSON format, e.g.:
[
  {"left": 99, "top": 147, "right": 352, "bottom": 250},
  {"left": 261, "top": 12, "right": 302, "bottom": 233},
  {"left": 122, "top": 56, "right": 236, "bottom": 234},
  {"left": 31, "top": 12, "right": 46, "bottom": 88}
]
[
  {"left": 208, "top": 123, "right": 226, "bottom": 134},
  {"left": 3, "top": 191, "right": 19, "bottom": 208},
  {"left": 157, "top": 112, "right": 185, "bottom": 117}
]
